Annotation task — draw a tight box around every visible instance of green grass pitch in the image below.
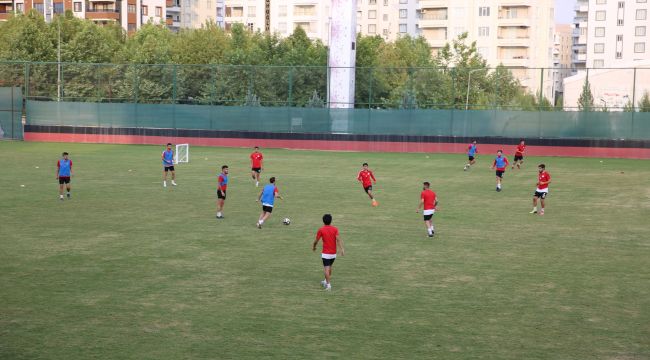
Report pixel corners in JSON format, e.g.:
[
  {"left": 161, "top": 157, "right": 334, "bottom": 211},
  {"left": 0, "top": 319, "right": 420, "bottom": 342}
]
[{"left": 1, "top": 141, "right": 649, "bottom": 359}]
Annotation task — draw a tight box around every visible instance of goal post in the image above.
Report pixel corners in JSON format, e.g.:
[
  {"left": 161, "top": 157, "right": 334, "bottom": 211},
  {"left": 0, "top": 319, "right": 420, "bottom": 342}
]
[{"left": 175, "top": 144, "right": 189, "bottom": 164}]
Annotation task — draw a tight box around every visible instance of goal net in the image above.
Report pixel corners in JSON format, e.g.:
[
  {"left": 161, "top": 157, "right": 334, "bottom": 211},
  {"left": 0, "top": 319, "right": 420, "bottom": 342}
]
[{"left": 175, "top": 144, "right": 189, "bottom": 164}]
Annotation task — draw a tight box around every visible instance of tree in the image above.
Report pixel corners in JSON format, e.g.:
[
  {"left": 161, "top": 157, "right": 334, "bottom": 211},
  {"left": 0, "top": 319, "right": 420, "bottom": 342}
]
[
  {"left": 577, "top": 77, "right": 594, "bottom": 111},
  {"left": 639, "top": 91, "right": 650, "bottom": 112}
]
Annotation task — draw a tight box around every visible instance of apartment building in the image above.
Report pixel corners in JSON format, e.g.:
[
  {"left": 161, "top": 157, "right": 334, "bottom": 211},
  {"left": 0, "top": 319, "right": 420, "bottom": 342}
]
[
  {"left": 355, "top": 0, "right": 419, "bottom": 41},
  {"left": 551, "top": 24, "right": 573, "bottom": 102},
  {"left": 572, "top": 0, "right": 588, "bottom": 72},
  {"left": 418, "top": 0, "right": 555, "bottom": 98},
  {"left": 0, "top": 0, "right": 165, "bottom": 34},
  {"left": 165, "top": 0, "right": 223, "bottom": 30}
]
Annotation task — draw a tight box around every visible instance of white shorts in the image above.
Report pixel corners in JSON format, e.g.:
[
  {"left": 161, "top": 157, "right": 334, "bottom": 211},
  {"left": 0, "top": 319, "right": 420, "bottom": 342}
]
[
  {"left": 321, "top": 253, "right": 337, "bottom": 259},
  {"left": 423, "top": 209, "right": 435, "bottom": 216}
]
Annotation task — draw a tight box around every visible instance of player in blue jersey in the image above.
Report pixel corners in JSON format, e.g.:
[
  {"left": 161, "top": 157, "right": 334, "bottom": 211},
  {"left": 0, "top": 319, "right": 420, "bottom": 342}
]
[
  {"left": 491, "top": 150, "right": 510, "bottom": 192},
  {"left": 216, "top": 165, "right": 228, "bottom": 219},
  {"left": 464, "top": 140, "right": 478, "bottom": 171},
  {"left": 56, "top": 152, "right": 73, "bottom": 200},
  {"left": 161, "top": 143, "right": 177, "bottom": 187},
  {"left": 256, "top": 177, "right": 283, "bottom": 229}
]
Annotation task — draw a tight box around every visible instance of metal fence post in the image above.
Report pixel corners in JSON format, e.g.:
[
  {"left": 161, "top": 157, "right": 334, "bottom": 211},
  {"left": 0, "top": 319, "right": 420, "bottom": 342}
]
[
  {"left": 287, "top": 67, "right": 294, "bottom": 107},
  {"left": 631, "top": 67, "right": 637, "bottom": 138}
]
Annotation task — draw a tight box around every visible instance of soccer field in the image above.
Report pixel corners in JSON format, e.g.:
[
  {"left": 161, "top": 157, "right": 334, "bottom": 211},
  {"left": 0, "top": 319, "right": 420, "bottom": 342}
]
[{"left": 1, "top": 141, "right": 649, "bottom": 359}]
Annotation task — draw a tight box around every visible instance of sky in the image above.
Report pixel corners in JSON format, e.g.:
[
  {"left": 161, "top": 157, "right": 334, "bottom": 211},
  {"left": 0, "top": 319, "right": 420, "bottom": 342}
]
[{"left": 555, "top": 0, "right": 577, "bottom": 24}]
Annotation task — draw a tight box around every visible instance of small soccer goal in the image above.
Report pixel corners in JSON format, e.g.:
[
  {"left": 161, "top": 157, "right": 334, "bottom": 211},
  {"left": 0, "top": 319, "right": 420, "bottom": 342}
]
[{"left": 174, "top": 144, "right": 189, "bottom": 164}]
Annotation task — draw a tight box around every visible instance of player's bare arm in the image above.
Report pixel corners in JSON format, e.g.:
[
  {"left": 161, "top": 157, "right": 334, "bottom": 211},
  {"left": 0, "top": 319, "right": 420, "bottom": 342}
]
[{"left": 336, "top": 235, "right": 344, "bottom": 256}]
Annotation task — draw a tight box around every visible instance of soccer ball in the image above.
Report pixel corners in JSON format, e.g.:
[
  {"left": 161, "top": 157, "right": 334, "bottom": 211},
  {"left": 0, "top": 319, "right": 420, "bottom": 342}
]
[{"left": 283, "top": 218, "right": 291, "bottom": 225}]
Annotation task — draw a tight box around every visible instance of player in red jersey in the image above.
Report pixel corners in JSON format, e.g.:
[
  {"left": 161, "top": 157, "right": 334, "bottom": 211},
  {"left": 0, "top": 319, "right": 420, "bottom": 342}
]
[
  {"left": 250, "top": 146, "right": 264, "bottom": 187},
  {"left": 491, "top": 150, "right": 510, "bottom": 192},
  {"left": 530, "top": 164, "right": 551, "bottom": 215},
  {"left": 357, "top": 162, "right": 378, "bottom": 206},
  {"left": 417, "top": 182, "right": 438, "bottom": 237},
  {"left": 512, "top": 139, "right": 526, "bottom": 170},
  {"left": 312, "top": 214, "right": 345, "bottom": 291},
  {"left": 216, "top": 165, "right": 228, "bottom": 219}
]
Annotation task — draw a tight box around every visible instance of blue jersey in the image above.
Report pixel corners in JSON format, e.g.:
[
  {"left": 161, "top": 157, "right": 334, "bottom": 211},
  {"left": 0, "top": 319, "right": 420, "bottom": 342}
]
[
  {"left": 261, "top": 184, "right": 277, "bottom": 206},
  {"left": 162, "top": 150, "right": 174, "bottom": 166},
  {"left": 467, "top": 144, "right": 477, "bottom": 156},
  {"left": 494, "top": 156, "right": 508, "bottom": 169},
  {"left": 58, "top": 159, "right": 71, "bottom": 177}
]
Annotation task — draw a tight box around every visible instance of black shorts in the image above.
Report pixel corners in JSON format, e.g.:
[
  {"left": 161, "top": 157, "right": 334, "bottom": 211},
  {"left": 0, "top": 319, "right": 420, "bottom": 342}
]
[
  {"left": 496, "top": 170, "right": 505, "bottom": 178},
  {"left": 262, "top": 205, "right": 273, "bottom": 213},
  {"left": 514, "top": 155, "right": 524, "bottom": 162},
  {"left": 252, "top": 167, "right": 262, "bottom": 173},
  {"left": 322, "top": 258, "right": 336, "bottom": 267},
  {"left": 164, "top": 166, "right": 175, "bottom": 172},
  {"left": 364, "top": 185, "right": 373, "bottom": 193},
  {"left": 58, "top": 177, "right": 70, "bottom": 184},
  {"left": 217, "top": 190, "right": 226, "bottom": 199},
  {"left": 423, "top": 214, "right": 433, "bottom": 221},
  {"left": 534, "top": 191, "right": 548, "bottom": 199},
  {"left": 468, "top": 155, "right": 475, "bottom": 161}
]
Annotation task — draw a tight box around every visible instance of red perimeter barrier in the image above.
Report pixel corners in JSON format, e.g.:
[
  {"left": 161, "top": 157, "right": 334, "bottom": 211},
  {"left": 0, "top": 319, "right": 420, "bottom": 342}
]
[{"left": 24, "top": 132, "right": 650, "bottom": 159}]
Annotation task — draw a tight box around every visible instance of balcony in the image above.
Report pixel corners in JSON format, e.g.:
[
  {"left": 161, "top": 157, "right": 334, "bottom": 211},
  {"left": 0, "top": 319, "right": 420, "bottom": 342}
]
[
  {"left": 418, "top": 0, "right": 447, "bottom": 7},
  {"left": 85, "top": 8, "right": 120, "bottom": 20},
  {"left": 499, "top": 56, "right": 529, "bottom": 67},
  {"left": 0, "top": 0, "right": 13, "bottom": 3},
  {"left": 426, "top": 38, "right": 447, "bottom": 48},
  {"left": 574, "top": 4, "right": 588, "bottom": 12},
  {"left": 499, "top": 0, "right": 531, "bottom": 6},
  {"left": 419, "top": 13, "right": 447, "bottom": 28},
  {"left": 497, "top": 36, "right": 530, "bottom": 47},
  {"left": 498, "top": 17, "right": 530, "bottom": 27}
]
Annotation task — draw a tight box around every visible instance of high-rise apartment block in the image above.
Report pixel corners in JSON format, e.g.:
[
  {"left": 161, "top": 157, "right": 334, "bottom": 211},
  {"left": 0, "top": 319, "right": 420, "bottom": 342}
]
[
  {"left": 418, "top": 0, "right": 555, "bottom": 98},
  {"left": 552, "top": 24, "right": 573, "bottom": 101},
  {"left": 0, "top": 0, "right": 166, "bottom": 34}
]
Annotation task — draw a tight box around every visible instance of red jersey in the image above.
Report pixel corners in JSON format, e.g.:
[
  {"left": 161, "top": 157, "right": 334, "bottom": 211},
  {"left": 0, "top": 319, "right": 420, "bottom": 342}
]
[
  {"left": 218, "top": 173, "right": 228, "bottom": 191},
  {"left": 421, "top": 189, "right": 437, "bottom": 210},
  {"left": 515, "top": 144, "right": 526, "bottom": 156},
  {"left": 357, "top": 169, "right": 376, "bottom": 187},
  {"left": 250, "top": 152, "right": 263, "bottom": 168},
  {"left": 537, "top": 171, "right": 551, "bottom": 191},
  {"left": 316, "top": 225, "right": 339, "bottom": 255}
]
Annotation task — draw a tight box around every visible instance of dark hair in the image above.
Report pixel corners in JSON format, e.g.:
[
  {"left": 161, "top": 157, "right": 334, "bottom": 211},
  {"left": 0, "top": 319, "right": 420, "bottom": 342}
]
[
  {"left": 167, "top": 143, "right": 172, "bottom": 146},
  {"left": 322, "top": 214, "right": 332, "bottom": 225},
  {"left": 362, "top": 162, "right": 368, "bottom": 166},
  {"left": 497, "top": 149, "right": 503, "bottom": 153},
  {"left": 62, "top": 152, "right": 68, "bottom": 156},
  {"left": 222, "top": 165, "right": 228, "bottom": 170},
  {"left": 423, "top": 181, "right": 430, "bottom": 187},
  {"left": 269, "top": 177, "right": 276, "bottom": 183},
  {"left": 520, "top": 139, "right": 525, "bottom": 142},
  {"left": 254, "top": 146, "right": 259, "bottom": 149},
  {"left": 538, "top": 164, "right": 545, "bottom": 169}
]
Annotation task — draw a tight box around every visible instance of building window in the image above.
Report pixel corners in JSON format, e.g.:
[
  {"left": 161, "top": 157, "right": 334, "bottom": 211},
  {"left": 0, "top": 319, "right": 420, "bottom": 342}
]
[
  {"left": 595, "top": 27, "right": 605, "bottom": 37},
  {"left": 128, "top": 4, "right": 136, "bottom": 13},
  {"left": 16, "top": 3, "right": 24, "bottom": 12},
  {"left": 635, "top": 42, "right": 646, "bottom": 53},
  {"left": 593, "top": 59, "right": 604, "bottom": 68},
  {"left": 399, "top": 0, "right": 407, "bottom": 3},
  {"left": 384, "top": 0, "right": 388, "bottom": 5},
  {"left": 618, "top": 1, "right": 625, "bottom": 8},
  {"left": 217, "top": 7, "right": 223, "bottom": 16},
  {"left": 383, "top": 28, "right": 388, "bottom": 35},
  {"left": 53, "top": 2, "right": 64, "bottom": 14},
  {"left": 636, "top": 26, "right": 646, "bottom": 36},
  {"left": 636, "top": 9, "right": 647, "bottom": 20},
  {"left": 278, "top": 5, "right": 286, "bottom": 17},
  {"left": 369, "top": 0, "right": 376, "bottom": 4},
  {"left": 142, "top": 5, "right": 148, "bottom": 15},
  {"left": 595, "top": 11, "right": 606, "bottom": 21},
  {"left": 368, "top": 24, "right": 376, "bottom": 34},
  {"left": 206, "top": 0, "right": 211, "bottom": 9},
  {"left": 616, "top": 51, "right": 622, "bottom": 58},
  {"left": 383, "top": 14, "right": 388, "bottom": 21},
  {"left": 399, "top": 23, "right": 407, "bottom": 33},
  {"left": 399, "top": 9, "right": 407, "bottom": 18},
  {"left": 478, "top": 26, "right": 489, "bottom": 37},
  {"left": 247, "top": 6, "right": 255, "bottom": 16},
  {"left": 73, "top": 2, "right": 81, "bottom": 12},
  {"left": 368, "top": 10, "right": 376, "bottom": 19},
  {"left": 128, "top": 23, "right": 137, "bottom": 32},
  {"left": 596, "top": 0, "right": 606, "bottom": 4},
  {"left": 594, "top": 43, "right": 605, "bottom": 53},
  {"left": 618, "top": 19, "right": 624, "bottom": 26},
  {"left": 479, "top": 7, "right": 489, "bottom": 17},
  {"left": 617, "top": 34, "right": 623, "bottom": 41},
  {"left": 155, "top": 6, "right": 162, "bottom": 16}
]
